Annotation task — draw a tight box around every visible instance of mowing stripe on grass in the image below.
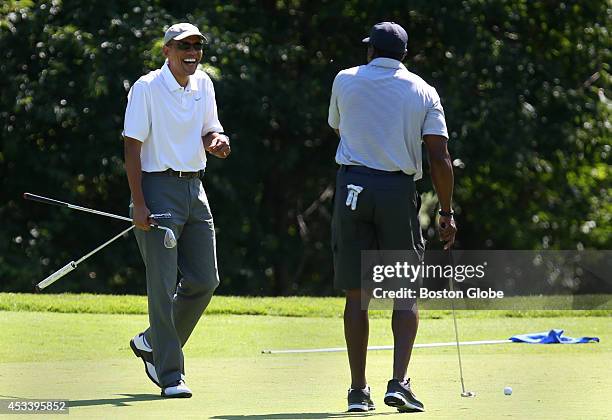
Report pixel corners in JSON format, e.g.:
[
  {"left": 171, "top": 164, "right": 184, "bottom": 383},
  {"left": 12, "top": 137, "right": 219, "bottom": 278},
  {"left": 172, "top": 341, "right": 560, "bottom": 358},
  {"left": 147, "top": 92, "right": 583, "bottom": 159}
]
[{"left": 0, "top": 293, "right": 610, "bottom": 318}]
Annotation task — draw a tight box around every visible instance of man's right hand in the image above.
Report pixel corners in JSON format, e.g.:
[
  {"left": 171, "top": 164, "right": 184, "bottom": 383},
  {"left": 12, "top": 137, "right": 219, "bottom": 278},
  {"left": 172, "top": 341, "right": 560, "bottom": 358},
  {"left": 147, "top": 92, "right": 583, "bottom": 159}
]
[{"left": 132, "top": 203, "right": 153, "bottom": 231}]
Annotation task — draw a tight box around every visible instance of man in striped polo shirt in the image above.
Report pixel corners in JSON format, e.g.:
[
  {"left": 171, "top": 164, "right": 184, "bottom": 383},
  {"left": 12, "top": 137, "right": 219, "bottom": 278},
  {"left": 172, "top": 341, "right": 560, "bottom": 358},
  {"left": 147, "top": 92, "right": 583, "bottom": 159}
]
[{"left": 328, "top": 21, "right": 457, "bottom": 413}]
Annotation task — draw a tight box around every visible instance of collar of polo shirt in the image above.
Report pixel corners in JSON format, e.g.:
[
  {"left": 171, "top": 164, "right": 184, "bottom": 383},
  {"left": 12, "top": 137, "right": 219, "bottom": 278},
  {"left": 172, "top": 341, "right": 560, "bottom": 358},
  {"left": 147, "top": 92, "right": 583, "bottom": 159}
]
[
  {"left": 368, "top": 57, "right": 407, "bottom": 71},
  {"left": 161, "top": 61, "right": 199, "bottom": 92}
]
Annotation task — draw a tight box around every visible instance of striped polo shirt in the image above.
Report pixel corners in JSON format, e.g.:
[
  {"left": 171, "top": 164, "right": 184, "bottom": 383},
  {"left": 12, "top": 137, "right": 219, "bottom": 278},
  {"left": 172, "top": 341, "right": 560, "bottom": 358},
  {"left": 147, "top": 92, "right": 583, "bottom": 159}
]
[{"left": 328, "top": 57, "right": 448, "bottom": 180}]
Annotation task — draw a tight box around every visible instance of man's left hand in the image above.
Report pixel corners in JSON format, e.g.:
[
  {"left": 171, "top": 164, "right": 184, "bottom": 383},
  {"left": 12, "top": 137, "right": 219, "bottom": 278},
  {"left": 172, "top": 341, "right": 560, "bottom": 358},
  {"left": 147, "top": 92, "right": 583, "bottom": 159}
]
[
  {"left": 203, "top": 132, "right": 231, "bottom": 158},
  {"left": 438, "top": 215, "right": 457, "bottom": 250}
]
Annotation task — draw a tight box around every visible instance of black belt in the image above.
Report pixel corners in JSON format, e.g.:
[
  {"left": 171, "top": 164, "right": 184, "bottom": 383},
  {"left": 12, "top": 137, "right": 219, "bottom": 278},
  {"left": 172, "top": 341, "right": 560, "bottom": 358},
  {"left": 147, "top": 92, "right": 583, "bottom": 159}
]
[
  {"left": 340, "top": 165, "right": 404, "bottom": 176},
  {"left": 152, "top": 169, "right": 203, "bottom": 179}
]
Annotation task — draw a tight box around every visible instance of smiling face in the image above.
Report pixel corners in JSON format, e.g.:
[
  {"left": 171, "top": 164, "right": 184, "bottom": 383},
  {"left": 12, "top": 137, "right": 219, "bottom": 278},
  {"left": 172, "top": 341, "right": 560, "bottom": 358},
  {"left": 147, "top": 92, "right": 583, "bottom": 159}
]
[{"left": 162, "top": 35, "right": 204, "bottom": 86}]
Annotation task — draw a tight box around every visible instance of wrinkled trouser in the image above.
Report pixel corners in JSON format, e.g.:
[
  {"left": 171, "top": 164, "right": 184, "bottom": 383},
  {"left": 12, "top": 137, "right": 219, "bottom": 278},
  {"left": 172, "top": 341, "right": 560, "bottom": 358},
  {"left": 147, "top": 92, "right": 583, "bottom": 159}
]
[{"left": 132, "top": 172, "right": 219, "bottom": 387}]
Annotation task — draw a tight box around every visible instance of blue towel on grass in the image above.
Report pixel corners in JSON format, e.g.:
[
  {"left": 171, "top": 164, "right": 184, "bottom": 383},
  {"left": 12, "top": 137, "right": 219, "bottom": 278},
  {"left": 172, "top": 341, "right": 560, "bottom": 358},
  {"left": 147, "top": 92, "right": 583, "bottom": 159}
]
[{"left": 510, "top": 329, "right": 599, "bottom": 344}]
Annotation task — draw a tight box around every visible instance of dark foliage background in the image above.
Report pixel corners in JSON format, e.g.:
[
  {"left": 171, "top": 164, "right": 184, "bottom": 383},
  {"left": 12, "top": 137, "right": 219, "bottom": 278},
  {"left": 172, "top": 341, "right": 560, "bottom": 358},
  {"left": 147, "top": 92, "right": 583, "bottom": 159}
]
[{"left": 1, "top": 0, "right": 609, "bottom": 295}]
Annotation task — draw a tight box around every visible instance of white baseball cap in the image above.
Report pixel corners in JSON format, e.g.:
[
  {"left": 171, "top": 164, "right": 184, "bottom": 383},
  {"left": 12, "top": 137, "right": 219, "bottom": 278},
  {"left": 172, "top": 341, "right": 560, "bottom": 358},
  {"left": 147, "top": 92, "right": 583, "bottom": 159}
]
[{"left": 163, "top": 23, "right": 206, "bottom": 45}]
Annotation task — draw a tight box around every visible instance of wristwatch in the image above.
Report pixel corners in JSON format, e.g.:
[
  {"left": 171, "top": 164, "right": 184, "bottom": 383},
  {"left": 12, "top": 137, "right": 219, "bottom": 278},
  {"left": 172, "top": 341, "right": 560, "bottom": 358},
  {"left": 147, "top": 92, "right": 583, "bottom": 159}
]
[{"left": 438, "top": 209, "right": 454, "bottom": 217}]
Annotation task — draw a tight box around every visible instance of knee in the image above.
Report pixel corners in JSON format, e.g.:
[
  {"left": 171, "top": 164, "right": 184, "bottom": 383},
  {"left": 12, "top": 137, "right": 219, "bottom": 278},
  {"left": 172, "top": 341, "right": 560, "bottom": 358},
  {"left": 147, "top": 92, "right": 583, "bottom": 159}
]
[
  {"left": 178, "top": 275, "right": 219, "bottom": 298},
  {"left": 392, "top": 304, "right": 418, "bottom": 322},
  {"left": 345, "top": 289, "right": 362, "bottom": 300},
  {"left": 346, "top": 289, "right": 367, "bottom": 306}
]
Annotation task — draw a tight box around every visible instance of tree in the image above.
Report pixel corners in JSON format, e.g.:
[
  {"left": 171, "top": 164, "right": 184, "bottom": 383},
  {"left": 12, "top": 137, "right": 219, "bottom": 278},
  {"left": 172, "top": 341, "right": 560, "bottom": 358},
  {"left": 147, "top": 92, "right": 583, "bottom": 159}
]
[{"left": 1, "top": 0, "right": 609, "bottom": 294}]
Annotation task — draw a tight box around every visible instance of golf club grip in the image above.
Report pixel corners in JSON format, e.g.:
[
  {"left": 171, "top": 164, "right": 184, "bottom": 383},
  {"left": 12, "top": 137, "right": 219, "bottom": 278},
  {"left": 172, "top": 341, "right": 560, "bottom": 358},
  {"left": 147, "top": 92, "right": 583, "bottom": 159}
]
[
  {"left": 24, "top": 193, "right": 70, "bottom": 208},
  {"left": 36, "top": 261, "right": 77, "bottom": 291}
]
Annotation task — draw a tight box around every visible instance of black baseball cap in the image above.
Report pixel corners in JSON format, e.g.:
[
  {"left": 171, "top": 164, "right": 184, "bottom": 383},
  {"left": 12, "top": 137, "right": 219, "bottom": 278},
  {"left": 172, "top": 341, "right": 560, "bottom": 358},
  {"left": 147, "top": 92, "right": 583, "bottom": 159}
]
[{"left": 362, "top": 21, "right": 408, "bottom": 54}]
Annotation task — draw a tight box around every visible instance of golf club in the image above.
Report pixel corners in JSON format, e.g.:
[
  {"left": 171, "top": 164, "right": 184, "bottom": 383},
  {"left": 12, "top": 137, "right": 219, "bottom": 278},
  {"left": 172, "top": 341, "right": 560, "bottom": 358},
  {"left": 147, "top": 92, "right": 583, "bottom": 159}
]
[
  {"left": 447, "top": 249, "right": 476, "bottom": 398},
  {"left": 23, "top": 192, "right": 177, "bottom": 248},
  {"left": 35, "top": 224, "right": 135, "bottom": 291}
]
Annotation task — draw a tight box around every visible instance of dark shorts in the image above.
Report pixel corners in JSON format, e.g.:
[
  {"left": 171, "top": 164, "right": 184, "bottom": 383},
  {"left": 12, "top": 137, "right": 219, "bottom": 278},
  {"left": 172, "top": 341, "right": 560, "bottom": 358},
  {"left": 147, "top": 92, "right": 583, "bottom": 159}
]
[{"left": 331, "top": 165, "right": 424, "bottom": 290}]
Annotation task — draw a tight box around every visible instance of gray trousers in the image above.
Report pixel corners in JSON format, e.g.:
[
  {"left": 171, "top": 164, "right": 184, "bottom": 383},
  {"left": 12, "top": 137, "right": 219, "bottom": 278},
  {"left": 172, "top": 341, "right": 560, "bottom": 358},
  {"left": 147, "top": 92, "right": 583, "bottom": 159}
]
[{"left": 132, "top": 172, "right": 219, "bottom": 387}]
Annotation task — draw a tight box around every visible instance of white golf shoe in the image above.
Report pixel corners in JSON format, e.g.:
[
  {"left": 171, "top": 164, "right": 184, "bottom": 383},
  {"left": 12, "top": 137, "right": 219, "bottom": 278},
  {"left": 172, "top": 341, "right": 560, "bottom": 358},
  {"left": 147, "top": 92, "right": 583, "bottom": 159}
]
[
  {"left": 161, "top": 380, "right": 192, "bottom": 398},
  {"left": 130, "top": 333, "right": 160, "bottom": 387}
]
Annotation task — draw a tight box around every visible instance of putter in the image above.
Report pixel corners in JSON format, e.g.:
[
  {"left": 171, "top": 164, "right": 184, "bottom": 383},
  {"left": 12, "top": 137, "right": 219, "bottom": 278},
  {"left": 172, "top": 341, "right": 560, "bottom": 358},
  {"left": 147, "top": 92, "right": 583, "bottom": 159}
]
[
  {"left": 447, "top": 249, "right": 476, "bottom": 398},
  {"left": 23, "top": 192, "right": 177, "bottom": 248}
]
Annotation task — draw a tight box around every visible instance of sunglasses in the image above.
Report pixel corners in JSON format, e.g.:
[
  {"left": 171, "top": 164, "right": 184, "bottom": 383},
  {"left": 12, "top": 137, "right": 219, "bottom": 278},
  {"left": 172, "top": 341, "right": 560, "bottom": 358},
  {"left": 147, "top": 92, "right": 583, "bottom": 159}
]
[{"left": 172, "top": 41, "right": 205, "bottom": 52}]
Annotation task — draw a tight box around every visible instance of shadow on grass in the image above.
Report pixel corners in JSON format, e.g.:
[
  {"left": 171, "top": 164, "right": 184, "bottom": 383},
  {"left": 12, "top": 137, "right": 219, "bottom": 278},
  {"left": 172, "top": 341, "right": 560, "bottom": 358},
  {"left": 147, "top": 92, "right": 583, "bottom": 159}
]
[
  {"left": 68, "top": 393, "right": 162, "bottom": 407},
  {"left": 211, "top": 412, "right": 403, "bottom": 419}
]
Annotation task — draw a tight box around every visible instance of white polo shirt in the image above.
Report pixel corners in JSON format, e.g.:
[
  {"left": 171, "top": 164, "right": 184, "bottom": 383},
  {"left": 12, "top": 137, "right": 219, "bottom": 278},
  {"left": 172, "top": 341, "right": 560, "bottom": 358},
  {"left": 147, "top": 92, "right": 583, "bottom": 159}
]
[
  {"left": 328, "top": 57, "right": 448, "bottom": 180},
  {"left": 123, "top": 62, "right": 224, "bottom": 172}
]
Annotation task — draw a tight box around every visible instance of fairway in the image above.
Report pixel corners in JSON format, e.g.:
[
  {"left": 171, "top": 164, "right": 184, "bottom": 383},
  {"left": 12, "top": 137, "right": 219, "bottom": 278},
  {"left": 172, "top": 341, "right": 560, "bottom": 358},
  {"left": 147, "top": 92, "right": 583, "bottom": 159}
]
[{"left": 0, "top": 297, "right": 610, "bottom": 419}]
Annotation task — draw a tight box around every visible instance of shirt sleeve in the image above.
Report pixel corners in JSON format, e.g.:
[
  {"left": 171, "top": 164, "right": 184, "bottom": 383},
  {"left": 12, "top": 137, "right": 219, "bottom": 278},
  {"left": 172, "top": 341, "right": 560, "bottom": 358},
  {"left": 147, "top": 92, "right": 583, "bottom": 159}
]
[
  {"left": 123, "top": 81, "right": 151, "bottom": 142},
  {"left": 327, "top": 73, "right": 341, "bottom": 129},
  {"left": 201, "top": 78, "right": 224, "bottom": 135},
  {"left": 422, "top": 87, "right": 449, "bottom": 139}
]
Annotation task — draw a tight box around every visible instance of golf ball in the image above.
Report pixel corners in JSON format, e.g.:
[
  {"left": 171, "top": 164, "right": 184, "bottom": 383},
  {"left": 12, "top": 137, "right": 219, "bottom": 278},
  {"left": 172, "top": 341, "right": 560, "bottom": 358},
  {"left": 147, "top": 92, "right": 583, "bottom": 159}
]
[{"left": 504, "top": 386, "right": 512, "bottom": 395}]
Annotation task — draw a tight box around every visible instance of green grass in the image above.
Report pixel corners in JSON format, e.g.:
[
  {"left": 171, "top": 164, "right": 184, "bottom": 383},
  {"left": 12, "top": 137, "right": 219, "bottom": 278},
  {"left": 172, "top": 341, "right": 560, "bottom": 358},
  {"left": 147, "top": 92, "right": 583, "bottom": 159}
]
[
  {"left": 1, "top": 293, "right": 610, "bottom": 318},
  {"left": 0, "top": 294, "right": 610, "bottom": 418}
]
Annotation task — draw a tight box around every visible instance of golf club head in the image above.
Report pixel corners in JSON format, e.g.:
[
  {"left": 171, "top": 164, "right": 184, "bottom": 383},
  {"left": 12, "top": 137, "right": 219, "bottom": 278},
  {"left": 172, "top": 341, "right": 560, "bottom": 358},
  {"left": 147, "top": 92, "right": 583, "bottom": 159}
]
[
  {"left": 159, "top": 226, "right": 177, "bottom": 249},
  {"left": 461, "top": 391, "right": 476, "bottom": 398},
  {"left": 147, "top": 214, "right": 176, "bottom": 248}
]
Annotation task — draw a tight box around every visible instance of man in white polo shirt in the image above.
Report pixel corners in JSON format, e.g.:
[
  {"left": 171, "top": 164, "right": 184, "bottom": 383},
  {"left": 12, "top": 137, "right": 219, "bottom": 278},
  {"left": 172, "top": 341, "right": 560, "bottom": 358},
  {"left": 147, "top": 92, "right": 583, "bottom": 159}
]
[
  {"left": 328, "top": 22, "right": 457, "bottom": 412},
  {"left": 123, "top": 22, "right": 230, "bottom": 398}
]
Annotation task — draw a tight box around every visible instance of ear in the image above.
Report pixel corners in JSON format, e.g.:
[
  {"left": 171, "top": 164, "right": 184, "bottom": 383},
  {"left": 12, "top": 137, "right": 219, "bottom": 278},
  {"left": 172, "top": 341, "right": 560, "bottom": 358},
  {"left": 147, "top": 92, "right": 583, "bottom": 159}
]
[
  {"left": 162, "top": 44, "right": 170, "bottom": 58},
  {"left": 366, "top": 45, "right": 374, "bottom": 62}
]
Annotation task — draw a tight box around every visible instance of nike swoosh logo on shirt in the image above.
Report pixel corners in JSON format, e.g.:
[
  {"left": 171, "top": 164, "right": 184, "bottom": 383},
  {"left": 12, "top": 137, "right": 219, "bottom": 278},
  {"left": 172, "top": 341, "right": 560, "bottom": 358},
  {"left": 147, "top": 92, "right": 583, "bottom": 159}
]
[{"left": 195, "top": 97, "right": 202, "bottom": 101}]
